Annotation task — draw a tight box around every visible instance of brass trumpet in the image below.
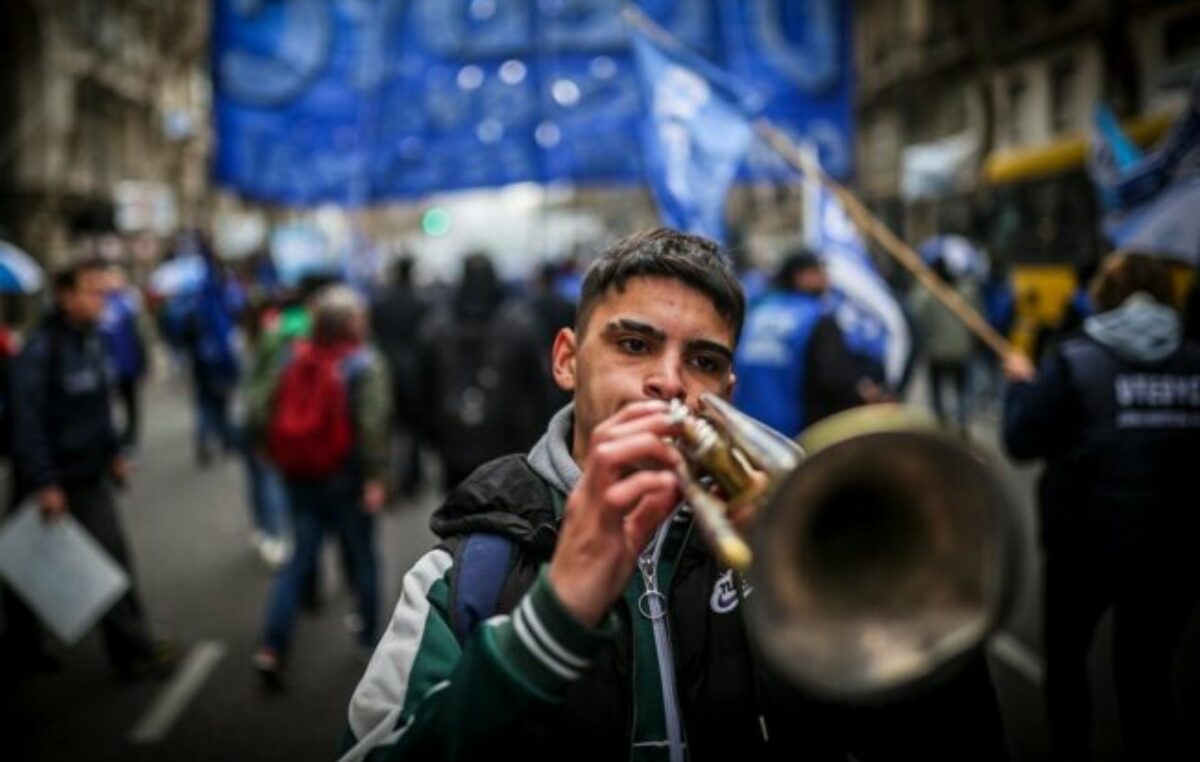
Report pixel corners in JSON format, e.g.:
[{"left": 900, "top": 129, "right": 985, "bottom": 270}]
[{"left": 667, "top": 395, "right": 1021, "bottom": 701}]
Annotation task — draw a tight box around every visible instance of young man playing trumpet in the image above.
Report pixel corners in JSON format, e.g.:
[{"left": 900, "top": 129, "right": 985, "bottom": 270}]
[{"left": 340, "top": 228, "right": 1007, "bottom": 761}]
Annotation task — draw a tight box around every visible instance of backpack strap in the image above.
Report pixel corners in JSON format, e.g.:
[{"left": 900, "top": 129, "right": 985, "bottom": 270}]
[{"left": 449, "top": 533, "right": 515, "bottom": 643}]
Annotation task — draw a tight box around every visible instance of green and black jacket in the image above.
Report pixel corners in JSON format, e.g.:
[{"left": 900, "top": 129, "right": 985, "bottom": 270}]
[{"left": 340, "top": 409, "right": 1008, "bottom": 762}]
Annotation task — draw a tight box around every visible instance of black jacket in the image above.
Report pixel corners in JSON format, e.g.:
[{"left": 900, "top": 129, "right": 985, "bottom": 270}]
[
  {"left": 1005, "top": 333, "right": 1200, "bottom": 553},
  {"left": 12, "top": 314, "right": 120, "bottom": 492},
  {"left": 418, "top": 302, "right": 551, "bottom": 479},
  {"left": 429, "top": 455, "right": 1009, "bottom": 762}
]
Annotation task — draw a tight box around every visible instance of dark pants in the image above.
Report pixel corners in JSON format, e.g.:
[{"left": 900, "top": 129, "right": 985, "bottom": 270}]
[
  {"left": 2, "top": 482, "right": 154, "bottom": 672},
  {"left": 194, "top": 384, "right": 235, "bottom": 458},
  {"left": 928, "top": 361, "right": 970, "bottom": 433},
  {"left": 116, "top": 378, "right": 141, "bottom": 449},
  {"left": 262, "top": 475, "right": 377, "bottom": 655},
  {"left": 394, "top": 428, "right": 423, "bottom": 497},
  {"left": 1044, "top": 540, "right": 1199, "bottom": 761}
]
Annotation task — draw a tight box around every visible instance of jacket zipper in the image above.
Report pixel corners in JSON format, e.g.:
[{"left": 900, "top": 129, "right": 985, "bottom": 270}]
[{"left": 636, "top": 519, "right": 685, "bottom": 762}]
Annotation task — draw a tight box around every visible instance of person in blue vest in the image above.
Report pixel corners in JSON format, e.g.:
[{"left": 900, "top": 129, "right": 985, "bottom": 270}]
[
  {"left": 1003, "top": 251, "right": 1200, "bottom": 761},
  {"left": 733, "top": 248, "right": 885, "bottom": 438},
  {"left": 98, "top": 263, "right": 149, "bottom": 451}
]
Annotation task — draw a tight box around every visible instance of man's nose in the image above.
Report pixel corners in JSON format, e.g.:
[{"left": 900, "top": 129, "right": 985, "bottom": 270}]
[{"left": 644, "top": 354, "right": 686, "bottom": 402}]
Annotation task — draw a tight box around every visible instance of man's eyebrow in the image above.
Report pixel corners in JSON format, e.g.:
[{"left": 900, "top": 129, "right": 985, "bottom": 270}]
[
  {"left": 686, "top": 338, "right": 733, "bottom": 362},
  {"left": 604, "top": 319, "right": 666, "bottom": 342}
]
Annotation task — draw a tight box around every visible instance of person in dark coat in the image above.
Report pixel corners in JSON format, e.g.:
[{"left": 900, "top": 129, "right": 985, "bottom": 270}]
[
  {"left": 418, "top": 253, "right": 551, "bottom": 490},
  {"left": 370, "top": 256, "right": 430, "bottom": 496},
  {"left": 1003, "top": 251, "right": 1200, "bottom": 761},
  {"left": 527, "top": 262, "right": 577, "bottom": 421},
  {"left": 1, "top": 260, "right": 177, "bottom": 681}
]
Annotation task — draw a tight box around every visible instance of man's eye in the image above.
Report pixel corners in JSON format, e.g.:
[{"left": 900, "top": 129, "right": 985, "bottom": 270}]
[
  {"left": 618, "top": 337, "right": 650, "bottom": 354},
  {"left": 690, "top": 355, "right": 725, "bottom": 373}
]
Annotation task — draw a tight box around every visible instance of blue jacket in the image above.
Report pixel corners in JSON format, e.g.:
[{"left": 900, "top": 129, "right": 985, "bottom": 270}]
[
  {"left": 733, "top": 291, "right": 827, "bottom": 437},
  {"left": 99, "top": 290, "right": 145, "bottom": 381}
]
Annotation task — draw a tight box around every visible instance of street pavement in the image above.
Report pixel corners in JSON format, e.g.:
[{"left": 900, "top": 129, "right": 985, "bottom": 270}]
[
  {"left": 2, "top": 375, "right": 441, "bottom": 761},
  {"left": 0, "top": 370, "right": 1134, "bottom": 761}
]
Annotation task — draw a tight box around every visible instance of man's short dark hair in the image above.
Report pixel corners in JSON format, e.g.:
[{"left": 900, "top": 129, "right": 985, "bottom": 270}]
[
  {"left": 576, "top": 228, "right": 745, "bottom": 338},
  {"left": 775, "top": 246, "right": 822, "bottom": 289},
  {"left": 54, "top": 258, "right": 108, "bottom": 293}
]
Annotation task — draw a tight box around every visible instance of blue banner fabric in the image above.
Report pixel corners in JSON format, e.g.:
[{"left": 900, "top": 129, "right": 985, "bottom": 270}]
[
  {"left": 629, "top": 20, "right": 755, "bottom": 243},
  {"left": 212, "top": 0, "right": 854, "bottom": 204}
]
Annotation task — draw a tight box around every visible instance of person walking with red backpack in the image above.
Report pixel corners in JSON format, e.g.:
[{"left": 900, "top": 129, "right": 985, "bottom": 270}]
[{"left": 253, "top": 285, "right": 391, "bottom": 687}]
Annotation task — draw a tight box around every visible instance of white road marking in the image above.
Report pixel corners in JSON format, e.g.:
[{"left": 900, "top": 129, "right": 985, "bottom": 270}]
[
  {"left": 989, "top": 632, "right": 1044, "bottom": 686},
  {"left": 129, "top": 640, "right": 226, "bottom": 744}
]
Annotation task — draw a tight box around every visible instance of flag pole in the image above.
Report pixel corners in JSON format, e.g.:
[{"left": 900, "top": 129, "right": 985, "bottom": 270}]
[
  {"left": 755, "top": 121, "right": 1014, "bottom": 359},
  {"left": 622, "top": 4, "right": 1011, "bottom": 358}
]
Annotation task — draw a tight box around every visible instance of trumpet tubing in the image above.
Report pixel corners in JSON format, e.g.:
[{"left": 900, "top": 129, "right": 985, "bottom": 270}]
[{"left": 669, "top": 397, "right": 1021, "bottom": 701}]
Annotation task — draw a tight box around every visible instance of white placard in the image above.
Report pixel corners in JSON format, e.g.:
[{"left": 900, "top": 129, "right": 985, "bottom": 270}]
[{"left": 0, "top": 503, "right": 130, "bottom": 645}]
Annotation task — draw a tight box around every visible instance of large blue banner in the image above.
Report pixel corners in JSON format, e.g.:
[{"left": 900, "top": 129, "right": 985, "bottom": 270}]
[{"left": 213, "top": 0, "right": 853, "bottom": 205}]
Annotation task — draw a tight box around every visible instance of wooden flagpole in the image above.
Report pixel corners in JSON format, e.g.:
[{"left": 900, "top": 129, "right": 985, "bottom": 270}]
[{"left": 755, "top": 121, "right": 1014, "bottom": 358}]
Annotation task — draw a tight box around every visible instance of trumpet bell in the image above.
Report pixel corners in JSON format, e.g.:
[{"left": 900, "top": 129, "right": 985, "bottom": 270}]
[{"left": 745, "top": 406, "right": 1019, "bottom": 702}]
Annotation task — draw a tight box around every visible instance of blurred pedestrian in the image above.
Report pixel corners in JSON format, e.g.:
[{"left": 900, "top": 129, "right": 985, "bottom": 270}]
[
  {"left": 340, "top": 228, "right": 1006, "bottom": 761},
  {"left": 733, "top": 248, "right": 885, "bottom": 438},
  {"left": 370, "top": 256, "right": 430, "bottom": 497},
  {"left": 97, "top": 263, "right": 150, "bottom": 452},
  {"left": 527, "top": 261, "right": 576, "bottom": 420},
  {"left": 253, "top": 285, "right": 391, "bottom": 687},
  {"left": 237, "top": 295, "right": 291, "bottom": 569},
  {"left": 909, "top": 258, "right": 983, "bottom": 436},
  {"left": 1003, "top": 251, "right": 1200, "bottom": 761},
  {"left": 1, "top": 260, "right": 178, "bottom": 681},
  {"left": 418, "top": 253, "right": 550, "bottom": 490},
  {"left": 167, "top": 254, "right": 242, "bottom": 466}
]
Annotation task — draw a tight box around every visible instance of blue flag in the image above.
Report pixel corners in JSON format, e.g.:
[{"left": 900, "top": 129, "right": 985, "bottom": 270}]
[
  {"left": 804, "top": 175, "right": 912, "bottom": 387},
  {"left": 1091, "top": 78, "right": 1200, "bottom": 214},
  {"left": 629, "top": 23, "right": 759, "bottom": 244}
]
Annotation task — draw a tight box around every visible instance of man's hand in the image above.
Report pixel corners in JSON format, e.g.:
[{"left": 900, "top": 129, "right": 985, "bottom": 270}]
[
  {"left": 548, "top": 401, "right": 683, "bottom": 627},
  {"left": 1003, "top": 352, "right": 1036, "bottom": 383},
  {"left": 362, "top": 479, "right": 387, "bottom": 514},
  {"left": 37, "top": 486, "right": 68, "bottom": 521},
  {"left": 110, "top": 456, "right": 131, "bottom": 488}
]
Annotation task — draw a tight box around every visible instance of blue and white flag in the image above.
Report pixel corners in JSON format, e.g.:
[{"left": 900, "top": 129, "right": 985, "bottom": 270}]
[
  {"left": 0, "top": 241, "right": 44, "bottom": 294},
  {"left": 804, "top": 173, "right": 911, "bottom": 387},
  {"left": 629, "top": 22, "right": 760, "bottom": 244},
  {"left": 1104, "top": 173, "right": 1200, "bottom": 266},
  {"left": 1091, "top": 78, "right": 1200, "bottom": 215}
]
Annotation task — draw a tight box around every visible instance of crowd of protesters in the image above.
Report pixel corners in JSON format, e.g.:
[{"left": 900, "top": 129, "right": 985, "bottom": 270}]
[{"left": 1, "top": 226, "right": 1198, "bottom": 759}]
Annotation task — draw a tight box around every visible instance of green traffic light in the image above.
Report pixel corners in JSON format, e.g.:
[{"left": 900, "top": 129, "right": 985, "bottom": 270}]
[{"left": 422, "top": 208, "right": 452, "bottom": 236}]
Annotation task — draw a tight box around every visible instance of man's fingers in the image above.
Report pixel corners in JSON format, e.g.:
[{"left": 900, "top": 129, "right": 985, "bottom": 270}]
[
  {"left": 599, "top": 414, "right": 682, "bottom": 449},
  {"left": 624, "top": 486, "right": 681, "bottom": 554},
  {"left": 591, "top": 432, "right": 681, "bottom": 480},
  {"left": 603, "top": 469, "right": 678, "bottom": 514},
  {"left": 590, "top": 401, "right": 671, "bottom": 442}
]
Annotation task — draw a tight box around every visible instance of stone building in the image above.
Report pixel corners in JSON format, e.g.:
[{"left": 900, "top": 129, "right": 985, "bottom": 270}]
[
  {"left": 854, "top": 0, "right": 1200, "bottom": 266},
  {"left": 0, "top": 0, "right": 210, "bottom": 268}
]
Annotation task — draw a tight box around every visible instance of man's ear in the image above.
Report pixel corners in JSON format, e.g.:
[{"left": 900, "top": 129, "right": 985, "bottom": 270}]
[{"left": 551, "top": 327, "right": 578, "bottom": 392}]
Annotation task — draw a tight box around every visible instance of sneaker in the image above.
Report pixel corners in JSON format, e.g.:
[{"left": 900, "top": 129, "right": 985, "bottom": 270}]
[
  {"left": 259, "top": 538, "right": 290, "bottom": 570},
  {"left": 116, "top": 639, "right": 184, "bottom": 683},
  {"left": 252, "top": 648, "right": 287, "bottom": 691}
]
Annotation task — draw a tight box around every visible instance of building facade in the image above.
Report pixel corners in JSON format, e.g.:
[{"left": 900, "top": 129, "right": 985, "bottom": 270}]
[
  {"left": 0, "top": 0, "right": 210, "bottom": 268},
  {"left": 854, "top": 0, "right": 1200, "bottom": 267}
]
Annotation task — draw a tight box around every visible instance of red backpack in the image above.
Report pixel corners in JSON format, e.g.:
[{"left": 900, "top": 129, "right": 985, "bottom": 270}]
[{"left": 268, "top": 341, "right": 360, "bottom": 478}]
